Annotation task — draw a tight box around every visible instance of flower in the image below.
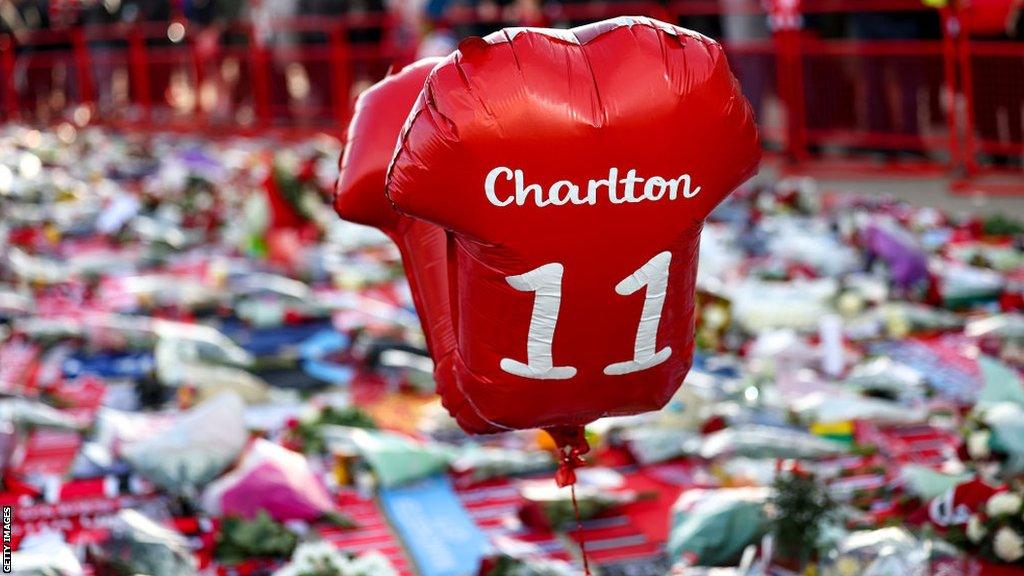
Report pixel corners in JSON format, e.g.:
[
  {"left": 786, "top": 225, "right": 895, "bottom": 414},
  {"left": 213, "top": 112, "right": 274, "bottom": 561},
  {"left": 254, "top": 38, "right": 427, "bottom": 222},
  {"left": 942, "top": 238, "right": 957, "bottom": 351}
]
[
  {"left": 993, "top": 527, "right": 1024, "bottom": 563},
  {"left": 967, "top": 514, "right": 987, "bottom": 544},
  {"left": 349, "top": 551, "right": 398, "bottom": 576},
  {"left": 273, "top": 543, "right": 398, "bottom": 576},
  {"left": 292, "top": 541, "right": 343, "bottom": 567},
  {"left": 987, "top": 492, "right": 1023, "bottom": 518},
  {"left": 967, "top": 430, "right": 991, "bottom": 460}
]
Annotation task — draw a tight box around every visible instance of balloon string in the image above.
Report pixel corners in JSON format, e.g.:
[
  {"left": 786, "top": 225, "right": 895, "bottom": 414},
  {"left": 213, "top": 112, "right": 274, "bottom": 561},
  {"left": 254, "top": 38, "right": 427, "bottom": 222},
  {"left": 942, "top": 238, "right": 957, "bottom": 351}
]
[{"left": 570, "top": 481, "right": 591, "bottom": 576}]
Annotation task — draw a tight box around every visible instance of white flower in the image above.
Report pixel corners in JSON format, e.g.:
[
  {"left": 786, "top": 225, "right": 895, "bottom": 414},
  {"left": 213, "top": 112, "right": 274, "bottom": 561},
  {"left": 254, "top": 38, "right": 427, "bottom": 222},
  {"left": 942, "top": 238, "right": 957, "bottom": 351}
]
[
  {"left": 987, "top": 492, "right": 1024, "bottom": 518},
  {"left": 350, "top": 551, "right": 399, "bottom": 576},
  {"left": 968, "top": 430, "right": 992, "bottom": 460},
  {"left": 275, "top": 542, "right": 349, "bottom": 576},
  {"left": 941, "top": 459, "right": 967, "bottom": 476},
  {"left": 994, "top": 527, "right": 1024, "bottom": 563},
  {"left": 293, "top": 541, "right": 342, "bottom": 566},
  {"left": 274, "top": 544, "right": 398, "bottom": 576},
  {"left": 967, "top": 514, "right": 987, "bottom": 544}
]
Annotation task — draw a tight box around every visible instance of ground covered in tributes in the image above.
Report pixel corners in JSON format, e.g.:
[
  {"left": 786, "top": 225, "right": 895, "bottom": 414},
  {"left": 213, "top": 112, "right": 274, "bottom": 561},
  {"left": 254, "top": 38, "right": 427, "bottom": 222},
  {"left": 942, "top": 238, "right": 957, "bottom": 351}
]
[{"left": 2, "top": 124, "right": 1024, "bottom": 576}]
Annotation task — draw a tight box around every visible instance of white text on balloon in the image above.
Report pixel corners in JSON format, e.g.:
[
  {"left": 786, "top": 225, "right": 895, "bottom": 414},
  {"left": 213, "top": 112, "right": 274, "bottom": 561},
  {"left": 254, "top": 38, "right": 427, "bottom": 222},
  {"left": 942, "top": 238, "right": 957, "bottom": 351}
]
[{"left": 484, "top": 167, "right": 701, "bottom": 208}]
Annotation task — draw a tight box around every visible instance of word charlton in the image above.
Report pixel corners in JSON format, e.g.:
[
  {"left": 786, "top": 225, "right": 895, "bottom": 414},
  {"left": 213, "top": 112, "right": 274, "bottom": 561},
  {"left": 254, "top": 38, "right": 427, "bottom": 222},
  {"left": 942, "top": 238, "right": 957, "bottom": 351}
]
[{"left": 484, "top": 166, "right": 703, "bottom": 208}]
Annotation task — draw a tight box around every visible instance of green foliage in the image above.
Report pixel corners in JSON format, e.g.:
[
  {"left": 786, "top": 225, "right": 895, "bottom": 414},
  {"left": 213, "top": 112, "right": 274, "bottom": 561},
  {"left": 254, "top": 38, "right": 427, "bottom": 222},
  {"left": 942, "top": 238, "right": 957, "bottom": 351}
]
[
  {"left": 537, "top": 496, "right": 609, "bottom": 529},
  {"left": 272, "top": 159, "right": 321, "bottom": 223},
  {"left": 486, "top": 555, "right": 532, "bottom": 576},
  {"left": 273, "top": 164, "right": 309, "bottom": 218},
  {"left": 769, "top": 467, "right": 837, "bottom": 563},
  {"left": 321, "top": 510, "right": 358, "bottom": 529},
  {"left": 983, "top": 214, "right": 1024, "bottom": 237},
  {"left": 294, "top": 406, "right": 378, "bottom": 454},
  {"left": 849, "top": 443, "right": 879, "bottom": 457},
  {"left": 215, "top": 511, "right": 299, "bottom": 564},
  {"left": 484, "top": 554, "right": 573, "bottom": 576},
  {"left": 947, "top": 493, "right": 1024, "bottom": 564}
]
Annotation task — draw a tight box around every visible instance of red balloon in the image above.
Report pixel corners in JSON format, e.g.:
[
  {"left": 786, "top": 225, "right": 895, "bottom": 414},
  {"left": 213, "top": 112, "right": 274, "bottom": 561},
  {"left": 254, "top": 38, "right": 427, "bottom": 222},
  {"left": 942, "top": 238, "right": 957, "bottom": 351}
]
[
  {"left": 334, "top": 58, "right": 457, "bottom": 361},
  {"left": 387, "top": 17, "right": 761, "bottom": 440}
]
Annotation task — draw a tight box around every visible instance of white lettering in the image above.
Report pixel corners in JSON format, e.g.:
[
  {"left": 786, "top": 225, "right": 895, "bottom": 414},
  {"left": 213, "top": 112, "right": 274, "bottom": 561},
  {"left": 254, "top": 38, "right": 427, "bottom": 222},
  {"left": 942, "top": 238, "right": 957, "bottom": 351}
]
[
  {"left": 642, "top": 176, "right": 668, "bottom": 201},
  {"left": 587, "top": 168, "right": 616, "bottom": 206},
  {"left": 617, "top": 169, "right": 645, "bottom": 203},
  {"left": 515, "top": 169, "right": 547, "bottom": 207},
  {"left": 485, "top": 167, "right": 515, "bottom": 206},
  {"left": 676, "top": 174, "right": 701, "bottom": 199},
  {"left": 549, "top": 180, "right": 579, "bottom": 206},
  {"left": 484, "top": 167, "right": 701, "bottom": 208}
]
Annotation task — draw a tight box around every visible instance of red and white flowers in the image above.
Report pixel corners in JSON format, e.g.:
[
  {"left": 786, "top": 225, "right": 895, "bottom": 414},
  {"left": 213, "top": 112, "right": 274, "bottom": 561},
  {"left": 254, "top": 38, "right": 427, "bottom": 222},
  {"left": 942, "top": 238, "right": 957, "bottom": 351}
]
[{"left": 954, "top": 488, "right": 1024, "bottom": 565}]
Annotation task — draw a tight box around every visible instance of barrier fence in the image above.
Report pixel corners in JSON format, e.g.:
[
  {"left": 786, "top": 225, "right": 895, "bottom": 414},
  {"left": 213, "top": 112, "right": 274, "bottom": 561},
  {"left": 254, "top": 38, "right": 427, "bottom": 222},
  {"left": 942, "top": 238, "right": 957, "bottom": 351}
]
[{"left": 1, "top": 1, "right": 1021, "bottom": 184}]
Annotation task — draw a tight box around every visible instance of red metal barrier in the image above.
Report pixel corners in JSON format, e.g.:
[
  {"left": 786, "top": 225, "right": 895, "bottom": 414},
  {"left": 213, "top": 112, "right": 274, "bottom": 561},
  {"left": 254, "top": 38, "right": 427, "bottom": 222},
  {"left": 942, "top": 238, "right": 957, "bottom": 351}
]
[
  {"left": 0, "top": 34, "right": 17, "bottom": 119},
  {"left": 0, "top": 14, "right": 394, "bottom": 136},
  {"left": 0, "top": 3, "right": 1021, "bottom": 186},
  {"left": 961, "top": 40, "right": 1024, "bottom": 173},
  {"left": 798, "top": 38, "right": 950, "bottom": 158}
]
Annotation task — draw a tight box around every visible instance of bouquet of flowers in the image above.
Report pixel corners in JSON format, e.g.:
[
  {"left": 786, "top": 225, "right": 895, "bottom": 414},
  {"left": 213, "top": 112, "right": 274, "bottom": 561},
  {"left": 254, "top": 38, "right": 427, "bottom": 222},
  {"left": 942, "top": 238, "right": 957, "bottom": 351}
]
[
  {"left": 88, "top": 510, "right": 198, "bottom": 576},
  {"left": 950, "top": 489, "right": 1024, "bottom": 565},
  {"left": 215, "top": 511, "right": 299, "bottom": 565},
  {"left": 959, "top": 402, "right": 1024, "bottom": 480},
  {"left": 273, "top": 542, "right": 398, "bottom": 576}
]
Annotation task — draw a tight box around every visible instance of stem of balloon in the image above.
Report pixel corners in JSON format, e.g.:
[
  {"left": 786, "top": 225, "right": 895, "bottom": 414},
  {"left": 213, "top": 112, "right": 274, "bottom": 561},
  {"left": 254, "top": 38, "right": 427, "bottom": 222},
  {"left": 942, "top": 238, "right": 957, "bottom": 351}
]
[
  {"left": 545, "top": 425, "right": 592, "bottom": 576},
  {"left": 569, "top": 482, "right": 592, "bottom": 576}
]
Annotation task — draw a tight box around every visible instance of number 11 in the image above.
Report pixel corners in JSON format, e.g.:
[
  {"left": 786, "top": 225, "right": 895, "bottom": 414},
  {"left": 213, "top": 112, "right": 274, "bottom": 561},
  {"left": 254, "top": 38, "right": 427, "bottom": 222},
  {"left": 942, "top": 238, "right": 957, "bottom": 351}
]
[{"left": 500, "top": 252, "right": 673, "bottom": 380}]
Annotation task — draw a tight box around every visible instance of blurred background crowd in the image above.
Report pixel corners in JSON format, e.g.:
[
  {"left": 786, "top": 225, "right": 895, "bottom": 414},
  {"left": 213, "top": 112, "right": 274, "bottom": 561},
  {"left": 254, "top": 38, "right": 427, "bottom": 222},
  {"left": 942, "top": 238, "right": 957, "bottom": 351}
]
[
  {"left": 0, "top": 0, "right": 1019, "bottom": 40},
  {"left": 2, "top": 0, "right": 1022, "bottom": 46},
  {"left": 2, "top": 0, "right": 1023, "bottom": 177}
]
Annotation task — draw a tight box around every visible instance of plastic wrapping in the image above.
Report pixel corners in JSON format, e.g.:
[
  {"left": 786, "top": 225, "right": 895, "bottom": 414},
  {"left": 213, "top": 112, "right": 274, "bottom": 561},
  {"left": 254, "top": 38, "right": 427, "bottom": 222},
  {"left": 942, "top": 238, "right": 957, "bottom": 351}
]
[
  {"left": 121, "top": 392, "right": 248, "bottom": 493},
  {"left": 478, "top": 535, "right": 577, "bottom": 576},
  {"left": 900, "top": 464, "right": 971, "bottom": 501},
  {"left": 792, "top": 391, "right": 929, "bottom": 425},
  {"left": 667, "top": 488, "right": 769, "bottom": 566},
  {"left": 979, "top": 402, "right": 1024, "bottom": 474},
  {"left": 386, "top": 16, "right": 760, "bottom": 434},
  {"left": 977, "top": 355, "right": 1024, "bottom": 408},
  {"left": 321, "top": 426, "right": 451, "bottom": 487},
  {"left": 449, "top": 444, "right": 554, "bottom": 481},
  {"left": 844, "top": 357, "right": 927, "bottom": 401},
  {"left": 729, "top": 279, "right": 837, "bottom": 333},
  {"left": 202, "top": 438, "right": 337, "bottom": 522},
  {"left": 11, "top": 531, "right": 84, "bottom": 576},
  {"left": 862, "top": 218, "right": 929, "bottom": 292},
  {"left": 939, "top": 264, "right": 1005, "bottom": 309},
  {"left": 765, "top": 217, "right": 861, "bottom": 276},
  {"left": 821, "top": 527, "right": 959, "bottom": 576},
  {"left": 88, "top": 510, "right": 197, "bottom": 576},
  {"left": 622, "top": 425, "right": 701, "bottom": 465},
  {"left": 0, "top": 398, "right": 80, "bottom": 429},
  {"left": 698, "top": 425, "right": 848, "bottom": 460}
]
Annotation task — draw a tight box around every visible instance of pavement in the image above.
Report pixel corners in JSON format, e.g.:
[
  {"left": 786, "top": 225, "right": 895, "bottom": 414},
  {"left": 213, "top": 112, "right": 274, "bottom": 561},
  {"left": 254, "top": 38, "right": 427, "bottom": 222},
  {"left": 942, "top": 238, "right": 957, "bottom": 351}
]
[
  {"left": 753, "top": 160, "right": 1024, "bottom": 217},
  {"left": 815, "top": 176, "right": 1024, "bottom": 219}
]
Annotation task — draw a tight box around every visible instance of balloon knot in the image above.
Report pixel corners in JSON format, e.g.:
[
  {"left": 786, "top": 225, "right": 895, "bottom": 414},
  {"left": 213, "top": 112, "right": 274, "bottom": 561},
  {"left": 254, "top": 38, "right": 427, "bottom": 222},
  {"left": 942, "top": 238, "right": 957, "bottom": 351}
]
[
  {"left": 555, "top": 446, "right": 586, "bottom": 487},
  {"left": 546, "top": 425, "right": 589, "bottom": 488}
]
